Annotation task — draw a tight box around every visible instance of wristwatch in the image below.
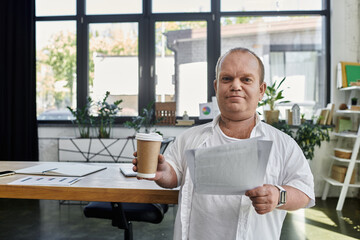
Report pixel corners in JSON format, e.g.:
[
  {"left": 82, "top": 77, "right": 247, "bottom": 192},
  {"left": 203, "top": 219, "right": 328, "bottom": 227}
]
[{"left": 274, "top": 185, "right": 287, "bottom": 207}]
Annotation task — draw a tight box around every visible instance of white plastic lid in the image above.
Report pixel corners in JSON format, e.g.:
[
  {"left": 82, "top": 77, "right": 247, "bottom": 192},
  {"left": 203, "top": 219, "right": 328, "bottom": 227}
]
[{"left": 135, "top": 133, "right": 163, "bottom": 142}]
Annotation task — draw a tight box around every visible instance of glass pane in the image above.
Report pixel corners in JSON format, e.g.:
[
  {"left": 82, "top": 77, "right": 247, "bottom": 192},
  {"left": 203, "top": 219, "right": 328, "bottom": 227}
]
[
  {"left": 86, "top": 0, "right": 142, "bottom": 15},
  {"left": 153, "top": 0, "right": 210, "bottom": 13},
  {"left": 155, "top": 21, "right": 207, "bottom": 117},
  {"left": 89, "top": 23, "right": 139, "bottom": 116},
  {"left": 221, "top": 16, "right": 325, "bottom": 120},
  {"left": 36, "top": 21, "right": 76, "bottom": 120},
  {"left": 221, "top": 0, "right": 323, "bottom": 11},
  {"left": 36, "top": 0, "right": 76, "bottom": 16}
]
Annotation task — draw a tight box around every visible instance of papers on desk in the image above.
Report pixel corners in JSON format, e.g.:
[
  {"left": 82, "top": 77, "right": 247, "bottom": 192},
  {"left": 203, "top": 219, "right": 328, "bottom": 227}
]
[
  {"left": 186, "top": 138, "right": 272, "bottom": 195},
  {"left": 8, "top": 176, "right": 82, "bottom": 186},
  {"left": 15, "top": 163, "right": 107, "bottom": 177}
]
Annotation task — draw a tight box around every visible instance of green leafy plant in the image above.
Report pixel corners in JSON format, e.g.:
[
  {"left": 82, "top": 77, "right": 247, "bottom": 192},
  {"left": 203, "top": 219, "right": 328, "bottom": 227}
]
[
  {"left": 294, "top": 122, "right": 330, "bottom": 160},
  {"left": 351, "top": 97, "right": 358, "bottom": 105},
  {"left": 258, "top": 77, "right": 290, "bottom": 111},
  {"left": 94, "top": 91, "right": 122, "bottom": 138},
  {"left": 124, "top": 101, "right": 162, "bottom": 135},
  {"left": 67, "top": 92, "right": 122, "bottom": 138},
  {"left": 272, "top": 121, "right": 331, "bottom": 160},
  {"left": 271, "top": 121, "right": 294, "bottom": 137},
  {"left": 67, "top": 97, "right": 93, "bottom": 138}
]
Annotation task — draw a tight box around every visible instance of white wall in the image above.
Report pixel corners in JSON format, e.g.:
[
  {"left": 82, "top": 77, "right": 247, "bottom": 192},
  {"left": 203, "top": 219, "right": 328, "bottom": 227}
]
[
  {"left": 38, "top": 125, "right": 189, "bottom": 163},
  {"left": 38, "top": 0, "right": 360, "bottom": 197},
  {"left": 324, "top": 0, "right": 360, "bottom": 197}
]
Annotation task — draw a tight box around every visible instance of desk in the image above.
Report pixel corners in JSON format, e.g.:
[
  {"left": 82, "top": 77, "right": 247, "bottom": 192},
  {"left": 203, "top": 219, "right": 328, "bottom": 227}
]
[{"left": 0, "top": 161, "right": 179, "bottom": 204}]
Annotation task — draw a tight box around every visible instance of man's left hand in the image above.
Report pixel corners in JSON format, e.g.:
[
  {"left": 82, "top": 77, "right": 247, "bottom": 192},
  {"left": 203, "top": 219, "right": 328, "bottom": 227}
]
[{"left": 245, "top": 184, "right": 279, "bottom": 215}]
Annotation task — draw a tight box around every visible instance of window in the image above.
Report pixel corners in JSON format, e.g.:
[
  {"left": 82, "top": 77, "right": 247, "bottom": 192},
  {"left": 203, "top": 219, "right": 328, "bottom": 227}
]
[
  {"left": 155, "top": 21, "right": 208, "bottom": 116},
  {"left": 221, "top": 16, "right": 326, "bottom": 119},
  {"left": 86, "top": 0, "right": 142, "bottom": 15},
  {"left": 35, "top": 0, "right": 330, "bottom": 122},
  {"left": 152, "top": 0, "right": 210, "bottom": 13},
  {"left": 36, "top": 0, "right": 76, "bottom": 16},
  {"left": 221, "top": 0, "right": 323, "bottom": 11},
  {"left": 89, "top": 23, "right": 139, "bottom": 116},
  {"left": 36, "top": 21, "right": 77, "bottom": 120}
]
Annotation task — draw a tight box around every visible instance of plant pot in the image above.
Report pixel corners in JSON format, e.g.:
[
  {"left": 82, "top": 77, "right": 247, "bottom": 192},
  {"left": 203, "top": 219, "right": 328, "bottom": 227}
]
[{"left": 264, "top": 110, "right": 280, "bottom": 125}]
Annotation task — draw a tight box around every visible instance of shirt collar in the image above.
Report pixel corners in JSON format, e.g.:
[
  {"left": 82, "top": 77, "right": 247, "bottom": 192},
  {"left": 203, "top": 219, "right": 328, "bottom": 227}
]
[{"left": 211, "top": 113, "right": 265, "bottom": 138}]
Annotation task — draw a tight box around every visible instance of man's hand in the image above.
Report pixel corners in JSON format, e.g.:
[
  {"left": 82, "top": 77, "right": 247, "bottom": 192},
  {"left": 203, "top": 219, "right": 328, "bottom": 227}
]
[
  {"left": 245, "top": 184, "right": 279, "bottom": 215},
  {"left": 132, "top": 152, "right": 178, "bottom": 188},
  {"left": 132, "top": 152, "right": 167, "bottom": 181}
]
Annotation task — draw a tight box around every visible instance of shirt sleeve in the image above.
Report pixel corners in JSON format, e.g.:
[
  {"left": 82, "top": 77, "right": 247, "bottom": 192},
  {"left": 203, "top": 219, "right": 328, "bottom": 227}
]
[{"left": 164, "top": 135, "right": 185, "bottom": 187}]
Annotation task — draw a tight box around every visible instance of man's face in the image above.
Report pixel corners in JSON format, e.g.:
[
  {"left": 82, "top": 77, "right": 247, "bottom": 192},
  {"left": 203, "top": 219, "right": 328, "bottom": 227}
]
[{"left": 214, "top": 51, "right": 266, "bottom": 121}]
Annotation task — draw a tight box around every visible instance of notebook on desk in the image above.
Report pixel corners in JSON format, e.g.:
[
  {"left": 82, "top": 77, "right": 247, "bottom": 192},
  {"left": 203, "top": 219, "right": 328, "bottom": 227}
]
[{"left": 15, "top": 163, "right": 107, "bottom": 177}]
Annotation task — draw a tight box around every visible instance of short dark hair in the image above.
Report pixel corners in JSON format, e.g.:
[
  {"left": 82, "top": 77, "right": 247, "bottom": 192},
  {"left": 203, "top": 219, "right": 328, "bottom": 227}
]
[{"left": 215, "top": 47, "right": 265, "bottom": 84}]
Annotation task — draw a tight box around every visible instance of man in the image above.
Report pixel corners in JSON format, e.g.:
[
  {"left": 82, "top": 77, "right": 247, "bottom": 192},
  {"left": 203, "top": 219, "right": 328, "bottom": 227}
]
[{"left": 133, "top": 47, "right": 315, "bottom": 239}]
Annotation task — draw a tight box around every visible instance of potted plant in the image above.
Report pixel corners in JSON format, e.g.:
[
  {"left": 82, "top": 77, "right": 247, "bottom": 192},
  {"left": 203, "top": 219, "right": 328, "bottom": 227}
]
[
  {"left": 93, "top": 91, "right": 123, "bottom": 138},
  {"left": 67, "top": 97, "right": 93, "bottom": 138},
  {"left": 272, "top": 121, "right": 330, "bottom": 160},
  {"left": 301, "top": 113, "right": 306, "bottom": 124},
  {"left": 351, "top": 97, "right": 358, "bottom": 106},
  {"left": 124, "top": 101, "right": 162, "bottom": 135},
  {"left": 258, "top": 77, "right": 290, "bottom": 124},
  {"left": 294, "top": 121, "right": 331, "bottom": 160}
]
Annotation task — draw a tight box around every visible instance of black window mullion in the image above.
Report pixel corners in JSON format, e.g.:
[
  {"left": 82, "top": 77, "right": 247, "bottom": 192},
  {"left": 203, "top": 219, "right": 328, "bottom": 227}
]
[
  {"left": 324, "top": 0, "right": 331, "bottom": 105},
  {"left": 138, "top": 0, "right": 153, "bottom": 112},
  {"left": 77, "top": 0, "right": 88, "bottom": 109},
  {"left": 86, "top": 14, "right": 142, "bottom": 23},
  {"left": 207, "top": 0, "right": 221, "bottom": 101}
]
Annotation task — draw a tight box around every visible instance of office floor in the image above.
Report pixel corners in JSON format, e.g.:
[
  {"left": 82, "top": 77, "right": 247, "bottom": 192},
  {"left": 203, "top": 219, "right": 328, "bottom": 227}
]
[{"left": 0, "top": 198, "right": 359, "bottom": 240}]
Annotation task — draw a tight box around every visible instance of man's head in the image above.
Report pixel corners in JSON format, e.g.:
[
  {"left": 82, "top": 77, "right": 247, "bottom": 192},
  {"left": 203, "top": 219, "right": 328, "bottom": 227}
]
[
  {"left": 215, "top": 47, "right": 265, "bottom": 84},
  {"left": 214, "top": 47, "right": 266, "bottom": 121}
]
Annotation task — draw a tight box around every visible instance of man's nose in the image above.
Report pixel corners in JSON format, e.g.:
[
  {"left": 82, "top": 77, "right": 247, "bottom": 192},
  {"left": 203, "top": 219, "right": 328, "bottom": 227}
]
[{"left": 231, "top": 79, "right": 243, "bottom": 91}]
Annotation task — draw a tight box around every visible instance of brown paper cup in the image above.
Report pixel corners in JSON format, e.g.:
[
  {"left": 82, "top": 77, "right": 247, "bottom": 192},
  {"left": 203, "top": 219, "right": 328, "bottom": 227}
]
[{"left": 136, "top": 133, "right": 163, "bottom": 178}]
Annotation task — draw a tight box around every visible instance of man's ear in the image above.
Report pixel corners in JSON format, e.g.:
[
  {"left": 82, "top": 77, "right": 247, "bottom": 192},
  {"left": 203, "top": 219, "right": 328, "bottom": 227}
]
[
  {"left": 213, "top": 79, "right": 217, "bottom": 94},
  {"left": 259, "top": 82, "right": 266, "bottom": 100}
]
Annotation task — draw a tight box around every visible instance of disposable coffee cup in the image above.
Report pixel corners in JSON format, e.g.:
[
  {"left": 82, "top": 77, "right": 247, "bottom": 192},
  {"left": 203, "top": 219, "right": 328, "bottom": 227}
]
[{"left": 135, "top": 133, "right": 163, "bottom": 178}]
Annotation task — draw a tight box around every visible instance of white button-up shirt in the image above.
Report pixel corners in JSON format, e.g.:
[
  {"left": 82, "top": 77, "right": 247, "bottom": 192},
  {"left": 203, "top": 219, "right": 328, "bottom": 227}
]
[{"left": 165, "top": 114, "right": 315, "bottom": 240}]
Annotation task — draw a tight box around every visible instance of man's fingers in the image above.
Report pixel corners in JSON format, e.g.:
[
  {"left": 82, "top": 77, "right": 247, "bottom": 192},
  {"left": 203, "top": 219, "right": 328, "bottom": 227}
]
[
  {"left": 249, "top": 196, "right": 270, "bottom": 204},
  {"left": 158, "top": 154, "right": 165, "bottom": 163},
  {"left": 246, "top": 187, "right": 268, "bottom": 197},
  {"left": 252, "top": 203, "right": 272, "bottom": 215}
]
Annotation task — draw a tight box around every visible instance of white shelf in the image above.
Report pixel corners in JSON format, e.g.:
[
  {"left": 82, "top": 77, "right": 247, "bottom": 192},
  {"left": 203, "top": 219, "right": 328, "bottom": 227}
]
[
  {"left": 339, "top": 86, "right": 360, "bottom": 91},
  {"left": 323, "top": 177, "right": 360, "bottom": 188},
  {"left": 333, "top": 132, "right": 358, "bottom": 138},
  {"left": 330, "top": 155, "right": 360, "bottom": 163},
  {"left": 336, "top": 110, "right": 360, "bottom": 114},
  {"left": 323, "top": 85, "right": 360, "bottom": 210}
]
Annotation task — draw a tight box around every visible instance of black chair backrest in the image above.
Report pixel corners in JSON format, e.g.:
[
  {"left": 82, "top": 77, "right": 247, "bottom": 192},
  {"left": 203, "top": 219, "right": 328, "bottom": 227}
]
[{"left": 160, "top": 137, "right": 175, "bottom": 154}]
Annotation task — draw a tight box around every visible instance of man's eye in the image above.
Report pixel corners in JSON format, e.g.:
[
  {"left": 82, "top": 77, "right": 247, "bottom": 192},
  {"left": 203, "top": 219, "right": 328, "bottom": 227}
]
[
  {"left": 222, "top": 77, "right": 231, "bottom": 81},
  {"left": 243, "top": 78, "right": 252, "bottom": 83}
]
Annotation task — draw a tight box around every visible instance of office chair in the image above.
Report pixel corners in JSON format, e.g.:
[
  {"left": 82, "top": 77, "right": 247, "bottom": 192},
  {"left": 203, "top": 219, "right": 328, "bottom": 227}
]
[{"left": 83, "top": 137, "right": 175, "bottom": 240}]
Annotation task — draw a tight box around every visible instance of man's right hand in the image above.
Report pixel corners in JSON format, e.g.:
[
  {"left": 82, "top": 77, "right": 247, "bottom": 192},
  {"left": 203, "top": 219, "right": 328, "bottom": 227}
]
[{"left": 132, "top": 152, "right": 178, "bottom": 188}]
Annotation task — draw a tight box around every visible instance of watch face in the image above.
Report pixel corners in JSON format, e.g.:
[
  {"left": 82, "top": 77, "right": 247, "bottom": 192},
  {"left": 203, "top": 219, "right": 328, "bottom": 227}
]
[{"left": 279, "top": 190, "right": 287, "bottom": 204}]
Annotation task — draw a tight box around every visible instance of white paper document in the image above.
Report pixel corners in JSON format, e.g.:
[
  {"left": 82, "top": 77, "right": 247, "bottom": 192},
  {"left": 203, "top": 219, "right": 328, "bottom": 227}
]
[
  {"left": 8, "top": 176, "right": 82, "bottom": 186},
  {"left": 186, "top": 138, "right": 272, "bottom": 195},
  {"left": 15, "top": 163, "right": 107, "bottom": 177}
]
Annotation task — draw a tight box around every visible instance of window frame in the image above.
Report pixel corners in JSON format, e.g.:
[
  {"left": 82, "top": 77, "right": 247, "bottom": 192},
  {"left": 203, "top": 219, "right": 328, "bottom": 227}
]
[{"left": 35, "top": 0, "right": 330, "bottom": 124}]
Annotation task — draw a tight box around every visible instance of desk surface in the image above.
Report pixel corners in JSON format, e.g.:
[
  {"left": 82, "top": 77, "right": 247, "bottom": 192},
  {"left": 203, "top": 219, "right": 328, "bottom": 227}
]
[{"left": 0, "top": 161, "right": 179, "bottom": 204}]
